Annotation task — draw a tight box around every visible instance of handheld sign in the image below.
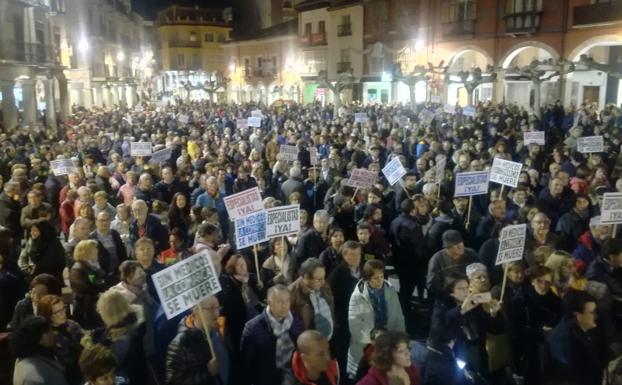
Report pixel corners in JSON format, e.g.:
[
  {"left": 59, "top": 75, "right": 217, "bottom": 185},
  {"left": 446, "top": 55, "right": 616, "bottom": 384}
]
[
  {"left": 50, "top": 159, "right": 77, "bottom": 176},
  {"left": 235, "top": 210, "right": 268, "bottom": 249},
  {"left": 382, "top": 158, "right": 407, "bottom": 186},
  {"left": 131, "top": 142, "right": 153, "bottom": 157},
  {"left": 309, "top": 147, "right": 319, "bottom": 166},
  {"left": 600, "top": 193, "right": 622, "bottom": 224},
  {"left": 454, "top": 171, "right": 490, "bottom": 197},
  {"left": 153, "top": 250, "right": 222, "bottom": 319},
  {"left": 347, "top": 168, "right": 377, "bottom": 189},
  {"left": 248, "top": 116, "right": 262, "bottom": 128},
  {"left": 577, "top": 136, "right": 604, "bottom": 153},
  {"left": 444, "top": 104, "right": 455, "bottom": 114},
  {"left": 149, "top": 147, "right": 172, "bottom": 165},
  {"left": 354, "top": 113, "right": 368, "bottom": 124},
  {"left": 223, "top": 187, "right": 264, "bottom": 220},
  {"left": 266, "top": 205, "right": 300, "bottom": 239},
  {"left": 279, "top": 145, "right": 299, "bottom": 162},
  {"left": 251, "top": 109, "right": 263, "bottom": 118},
  {"left": 236, "top": 118, "right": 248, "bottom": 129},
  {"left": 495, "top": 224, "right": 527, "bottom": 266},
  {"left": 462, "top": 106, "right": 476, "bottom": 117},
  {"left": 489, "top": 157, "right": 522, "bottom": 188},
  {"left": 523, "top": 131, "right": 545, "bottom": 146},
  {"left": 435, "top": 156, "right": 447, "bottom": 185}
]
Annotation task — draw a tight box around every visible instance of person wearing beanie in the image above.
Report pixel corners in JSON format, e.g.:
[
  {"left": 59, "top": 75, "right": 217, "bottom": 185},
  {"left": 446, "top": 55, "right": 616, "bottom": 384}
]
[{"left": 427, "top": 230, "right": 478, "bottom": 298}]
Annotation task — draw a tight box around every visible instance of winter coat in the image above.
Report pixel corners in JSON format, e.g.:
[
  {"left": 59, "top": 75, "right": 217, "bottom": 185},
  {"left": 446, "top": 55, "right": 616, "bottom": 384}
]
[
  {"left": 388, "top": 212, "right": 425, "bottom": 269},
  {"left": 348, "top": 279, "right": 405, "bottom": 377},
  {"left": 129, "top": 214, "right": 169, "bottom": 256},
  {"left": 295, "top": 228, "right": 327, "bottom": 265},
  {"left": 285, "top": 350, "right": 339, "bottom": 385},
  {"left": 13, "top": 354, "right": 69, "bottom": 385},
  {"left": 572, "top": 231, "right": 602, "bottom": 267},
  {"left": 221, "top": 274, "right": 263, "bottom": 358},
  {"left": 357, "top": 366, "right": 422, "bottom": 385},
  {"left": 422, "top": 345, "right": 467, "bottom": 385},
  {"left": 555, "top": 210, "right": 589, "bottom": 251},
  {"left": 69, "top": 261, "right": 106, "bottom": 328},
  {"left": 586, "top": 257, "right": 622, "bottom": 297},
  {"left": 426, "top": 248, "right": 478, "bottom": 295},
  {"left": 7, "top": 296, "right": 34, "bottom": 331},
  {"left": 260, "top": 253, "right": 295, "bottom": 287},
  {"left": 289, "top": 277, "right": 335, "bottom": 332}
]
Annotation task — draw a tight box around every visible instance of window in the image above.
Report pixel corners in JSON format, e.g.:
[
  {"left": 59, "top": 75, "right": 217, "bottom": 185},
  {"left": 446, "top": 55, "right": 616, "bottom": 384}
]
[
  {"left": 205, "top": 33, "right": 214, "bottom": 42},
  {"left": 341, "top": 15, "right": 351, "bottom": 25},
  {"left": 192, "top": 54, "right": 201, "bottom": 68},
  {"left": 190, "top": 32, "right": 197, "bottom": 41},
  {"left": 340, "top": 49, "right": 350, "bottom": 63},
  {"left": 318, "top": 20, "right": 325, "bottom": 33},
  {"left": 217, "top": 33, "right": 225, "bottom": 42},
  {"left": 506, "top": 0, "right": 542, "bottom": 13},
  {"left": 257, "top": 57, "right": 263, "bottom": 67},
  {"left": 177, "top": 54, "right": 185, "bottom": 67},
  {"left": 447, "top": 0, "right": 476, "bottom": 22},
  {"left": 305, "top": 22, "right": 312, "bottom": 35},
  {"left": 272, "top": 56, "right": 277, "bottom": 68}
]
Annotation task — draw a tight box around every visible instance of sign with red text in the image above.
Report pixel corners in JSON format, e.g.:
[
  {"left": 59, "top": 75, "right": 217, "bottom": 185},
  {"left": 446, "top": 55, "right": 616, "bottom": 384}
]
[
  {"left": 346, "top": 168, "right": 377, "bottom": 189},
  {"left": 223, "top": 187, "right": 264, "bottom": 220}
]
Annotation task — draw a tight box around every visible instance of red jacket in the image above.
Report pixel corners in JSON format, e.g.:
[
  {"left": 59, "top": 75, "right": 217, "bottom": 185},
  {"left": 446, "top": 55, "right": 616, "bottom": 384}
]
[
  {"left": 291, "top": 351, "right": 339, "bottom": 385},
  {"left": 357, "top": 366, "right": 422, "bottom": 385},
  {"left": 59, "top": 199, "right": 76, "bottom": 236}
]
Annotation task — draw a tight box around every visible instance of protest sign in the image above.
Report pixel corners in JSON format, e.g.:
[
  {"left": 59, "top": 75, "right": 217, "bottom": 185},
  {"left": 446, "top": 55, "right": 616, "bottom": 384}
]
[
  {"left": 354, "top": 113, "right": 368, "bottom": 123},
  {"left": 236, "top": 118, "right": 248, "bottom": 129},
  {"left": 149, "top": 147, "right": 172, "bottom": 165},
  {"left": 279, "top": 145, "right": 299, "bottom": 162},
  {"left": 153, "top": 250, "right": 222, "bottom": 319},
  {"left": 134, "top": 104, "right": 144, "bottom": 112},
  {"left": 223, "top": 187, "right": 264, "bottom": 220},
  {"left": 251, "top": 109, "right": 263, "bottom": 118},
  {"left": 309, "top": 147, "right": 318, "bottom": 165},
  {"left": 382, "top": 157, "right": 407, "bottom": 186},
  {"left": 462, "top": 106, "right": 476, "bottom": 117},
  {"left": 489, "top": 157, "right": 522, "bottom": 188},
  {"left": 523, "top": 131, "right": 545, "bottom": 146},
  {"left": 600, "top": 193, "right": 622, "bottom": 224},
  {"left": 235, "top": 210, "right": 268, "bottom": 249},
  {"left": 266, "top": 205, "right": 300, "bottom": 238},
  {"left": 444, "top": 104, "right": 456, "bottom": 114},
  {"left": 248, "top": 116, "right": 262, "bottom": 127},
  {"left": 50, "top": 159, "right": 77, "bottom": 176},
  {"left": 347, "top": 168, "right": 378, "bottom": 189},
  {"left": 454, "top": 171, "right": 490, "bottom": 197},
  {"left": 577, "top": 136, "right": 604, "bottom": 153},
  {"left": 420, "top": 109, "right": 435, "bottom": 126},
  {"left": 131, "top": 142, "right": 153, "bottom": 157},
  {"left": 435, "top": 156, "right": 447, "bottom": 185},
  {"left": 495, "top": 224, "right": 527, "bottom": 266}
]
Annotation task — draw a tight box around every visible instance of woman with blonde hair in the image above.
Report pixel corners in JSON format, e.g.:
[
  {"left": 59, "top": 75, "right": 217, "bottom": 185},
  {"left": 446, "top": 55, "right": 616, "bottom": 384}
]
[
  {"left": 69, "top": 240, "right": 106, "bottom": 328},
  {"left": 544, "top": 250, "right": 586, "bottom": 297}
]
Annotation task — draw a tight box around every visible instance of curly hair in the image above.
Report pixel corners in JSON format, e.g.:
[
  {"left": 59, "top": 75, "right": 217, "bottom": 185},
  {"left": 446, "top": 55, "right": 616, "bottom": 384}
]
[{"left": 370, "top": 331, "right": 411, "bottom": 372}]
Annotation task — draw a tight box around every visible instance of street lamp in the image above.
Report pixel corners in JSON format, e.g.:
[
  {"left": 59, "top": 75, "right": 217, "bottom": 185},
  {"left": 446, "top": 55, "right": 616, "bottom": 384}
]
[
  {"left": 116, "top": 51, "right": 125, "bottom": 62},
  {"left": 78, "top": 38, "right": 89, "bottom": 53}
]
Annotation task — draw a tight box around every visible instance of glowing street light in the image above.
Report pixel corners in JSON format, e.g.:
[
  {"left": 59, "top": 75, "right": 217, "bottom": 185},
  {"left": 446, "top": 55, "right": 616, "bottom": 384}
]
[
  {"left": 116, "top": 51, "right": 125, "bottom": 62},
  {"left": 78, "top": 38, "right": 89, "bottom": 53},
  {"left": 228, "top": 62, "right": 235, "bottom": 72}
]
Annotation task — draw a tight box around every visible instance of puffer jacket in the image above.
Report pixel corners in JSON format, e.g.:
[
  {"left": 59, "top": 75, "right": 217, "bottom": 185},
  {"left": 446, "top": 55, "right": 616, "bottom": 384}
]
[{"left": 166, "top": 320, "right": 218, "bottom": 385}]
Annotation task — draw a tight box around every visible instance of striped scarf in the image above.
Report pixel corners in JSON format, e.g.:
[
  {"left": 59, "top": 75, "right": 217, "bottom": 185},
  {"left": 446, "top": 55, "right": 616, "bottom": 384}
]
[{"left": 267, "top": 309, "right": 295, "bottom": 369}]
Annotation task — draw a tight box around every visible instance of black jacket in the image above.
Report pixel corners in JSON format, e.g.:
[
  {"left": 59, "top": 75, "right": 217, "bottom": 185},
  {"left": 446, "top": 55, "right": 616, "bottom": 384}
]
[
  {"left": 166, "top": 325, "right": 220, "bottom": 385},
  {"left": 389, "top": 212, "right": 425, "bottom": 268},
  {"left": 555, "top": 210, "right": 589, "bottom": 252},
  {"left": 0, "top": 193, "right": 21, "bottom": 240},
  {"left": 328, "top": 262, "right": 359, "bottom": 332},
  {"left": 295, "top": 228, "right": 327, "bottom": 266}
]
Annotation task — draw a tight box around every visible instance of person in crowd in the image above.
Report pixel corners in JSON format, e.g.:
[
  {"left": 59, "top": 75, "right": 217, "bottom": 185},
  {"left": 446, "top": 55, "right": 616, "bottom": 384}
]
[
  {"left": 196, "top": 176, "right": 229, "bottom": 237},
  {"left": 92, "top": 191, "right": 116, "bottom": 219},
  {"left": 287, "top": 330, "right": 339, "bottom": 385},
  {"left": 475, "top": 199, "right": 507, "bottom": 249},
  {"left": 69, "top": 239, "right": 106, "bottom": 329},
  {"left": 423, "top": 326, "right": 467, "bottom": 385},
  {"left": 357, "top": 331, "right": 422, "bottom": 385},
  {"left": 92, "top": 211, "right": 127, "bottom": 281},
  {"left": 555, "top": 193, "right": 591, "bottom": 251},
  {"left": 20, "top": 189, "right": 53, "bottom": 235},
  {"left": 18, "top": 221, "right": 65, "bottom": 282},
  {"left": 59, "top": 189, "right": 78, "bottom": 239},
  {"left": 9, "top": 273, "right": 62, "bottom": 331},
  {"left": 572, "top": 215, "right": 610, "bottom": 266},
  {"left": 295, "top": 209, "right": 329, "bottom": 265},
  {"left": 129, "top": 199, "right": 169, "bottom": 256},
  {"left": 261, "top": 237, "right": 296, "bottom": 288},
  {"left": 240, "top": 284, "right": 304, "bottom": 385},
  {"left": 318, "top": 227, "right": 345, "bottom": 276},
  {"left": 134, "top": 237, "right": 165, "bottom": 303},
  {"left": 167, "top": 192, "right": 191, "bottom": 236},
  {"left": 427, "top": 230, "right": 478, "bottom": 297},
  {"left": 524, "top": 212, "right": 562, "bottom": 266},
  {"left": 348, "top": 260, "right": 405, "bottom": 379},
  {"left": 11, "top": 316, "right": 69, "bottom": 385},
  {"left": 79, "top": 343, "right": 126, "bottom": 385},
  {"left": 545, "top": 250, "right": 586, "bottom": 296}
]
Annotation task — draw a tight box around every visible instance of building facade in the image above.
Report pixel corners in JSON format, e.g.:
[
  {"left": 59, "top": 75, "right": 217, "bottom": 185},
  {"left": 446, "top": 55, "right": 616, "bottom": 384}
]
[{"left": 154, "top": 5, "right": 232, "bottom": 102}]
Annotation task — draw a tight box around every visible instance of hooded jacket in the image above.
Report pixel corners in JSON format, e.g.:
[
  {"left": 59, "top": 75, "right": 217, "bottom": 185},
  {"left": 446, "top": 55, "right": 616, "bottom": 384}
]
[{"left": 286, "top": 350, "right": 339, "bottom": 385}]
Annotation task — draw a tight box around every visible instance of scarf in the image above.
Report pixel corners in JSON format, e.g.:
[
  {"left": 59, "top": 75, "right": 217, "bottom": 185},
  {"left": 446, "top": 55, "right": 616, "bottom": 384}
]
[
  {"left": 310, "top": 290, "right": 333, "bottom": 340},
  {"left": 267, "top": 308, "right": 295, "bottom": 369},
  {"left": 368, "top": 285, "right": 388, "bottom": 330}
]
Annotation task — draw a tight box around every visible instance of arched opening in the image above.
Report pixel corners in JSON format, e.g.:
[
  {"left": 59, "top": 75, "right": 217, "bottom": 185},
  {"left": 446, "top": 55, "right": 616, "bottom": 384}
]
[{"left": 446, "top": 48, "right": 493, "bottom": 106}]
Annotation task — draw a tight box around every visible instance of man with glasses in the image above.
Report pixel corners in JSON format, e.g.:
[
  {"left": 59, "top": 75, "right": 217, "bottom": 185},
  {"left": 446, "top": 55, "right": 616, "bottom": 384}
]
[{"left": 91, "top": 211, "right": 127, "bottom": 281}]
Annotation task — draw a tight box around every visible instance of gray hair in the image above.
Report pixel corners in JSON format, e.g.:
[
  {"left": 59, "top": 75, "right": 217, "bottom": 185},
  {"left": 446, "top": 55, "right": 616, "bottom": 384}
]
[{"left": 314, "top": 209, "right": 329, "bottom": 220}]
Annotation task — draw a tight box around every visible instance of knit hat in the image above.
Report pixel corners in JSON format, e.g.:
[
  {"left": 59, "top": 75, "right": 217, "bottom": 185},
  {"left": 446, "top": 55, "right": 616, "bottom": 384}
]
[
  {"left": 442, "top": 230, "right": 463, "bottom": 248},
  {"left": 466, "top": 263, "right": 488, "bottom": 279}
]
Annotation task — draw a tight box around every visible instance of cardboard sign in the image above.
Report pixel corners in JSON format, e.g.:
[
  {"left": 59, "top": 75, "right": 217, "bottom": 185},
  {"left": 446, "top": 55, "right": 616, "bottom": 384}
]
[
  {"left": 235, "top": 210, "right": 268, "bottom": 249},
  {"left": 444, "top": 104, "right": 456, "bottom": 114},
  {"left": 223, "top": 187, "right": 264, "bottom": 220},
  {"left": 50, "top": 159, "right": 77, "bottom": 176},
  {"left": 454, "top": 171, "right": 490, "bottom": 197},
  {"left": 489, "top": 157, "right": 522, "bottom": 188},
  {"left": 236, "top": 118, "right": 248, "bottom": 129},
  {"left": 462, "top": 106, "right": 476, "bottom": 117},
  {"left": 382, "top": 157, "right": 407, "bottom": 186},
  {"left": 266, "top": 205, "right": 300, "bottom": 238},
  {"left": 347, "top": 168, "right": 378, "bottom": 189},
  {"left": 279, "top": 145, "right": 299, "bottom": 162},
  {"left": 248, "top": 116, "right": 262, "bottom": 127},
  {"left": 495, "top": 224, "right": 527, "bottom": 266},
  {"left": 309, "top": 147, "right": 318, "bottom": 166},
  {"left": 600, "top": 193, "right": 622, "bottom": 224},
  {"left": 577, "top": 136, "right": 604, "bottom": 153},
  {"left": 354, "top": 113, "right": 368, "bottom": 123},
  {"left": 131, "top": 142, "right": 153, "bottom": 157},
  {"left": 153, "top": 250, "right": 222, "bottom": 319},
  {"left": 523, "top": 131, "right": 545, "bottom": 146},
  {"left": 149, "top": 147, "right": 172, "bottom": 165},
  {"left": 435, "top": 156, "right": 447, "bottom": 185}
]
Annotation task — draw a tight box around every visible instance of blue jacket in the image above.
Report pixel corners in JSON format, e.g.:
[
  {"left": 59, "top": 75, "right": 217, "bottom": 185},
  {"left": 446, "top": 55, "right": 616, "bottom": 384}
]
[{"left": 196, "top": 191, "right": 229, "bottom": 237}]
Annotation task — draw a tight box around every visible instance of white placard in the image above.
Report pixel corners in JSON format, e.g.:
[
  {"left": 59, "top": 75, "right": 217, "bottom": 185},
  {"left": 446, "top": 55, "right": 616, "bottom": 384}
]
[
  {"left": 354, "top": 113, "right": 368, "bottom": 123},
  {"left": 279, "top": 145, "right": 299, "bottom": 162},
  {"left": 236, "top": 118, "right": 248, "bottom": 129},
  {"left": 309, "top": 147, "right": 318, "bottom": 166},
  {"left": 266, "top": 205, "right": 300, "bottom": 239},
  {"left": 235, "top": 210, "right": 268, "bottom": 249},
  {"left": 577, "top": 136, "right": 604, "bottom": 153},
  {"left": 346, "top": 168, "right": 378, "bottom": 189},
  {"left": 489, "top": 157, "right": 522, "bottom": 188},
  {"left": 251, "top": 109, "right": 263, "bottom": 118},
  {"left": 462, "top": 106, "right": 476, "bottom": 117},
  {"left": 152, "top": 250, "right": 222, "bottom": 319},
  {"left": 435, "top": 156, "right": 447, "bottom": 185},
  {"left": 248, "top": 116, "right": 262, "bottom": 127},
  {"left": 382, "top": 157, "right": 407, "bottom": 186},
  {"left": 134, "top": 104, "right": 144, "bottom": 112},
  {"left": 495, "top": 224, "right": 527, "bottom": 265},
  {"left": 600, "top": 193, "right": 622, "bottom": 224},
  {"left": 444, "top": 104, "right": 456, "bottom": 114},
  {"left": 454, "top": 171, "right": 490, "bottom": 197},
  {"left": 431, "top": 95, "right": 441, "bottom": 103},
  {"left": 50, "top": 159, "right": 77, "bottom": 176},
  {"left": 523, "top": 131, "right": 545, "bottom": 146},
  {"left": 223, "top": 187, "right": 264, "bottom": 220},
  {"left": 131, "top": 142, "right": 153, "bottom": 157},
  {"left": 149, "top": 148, "right": 172, "bottom": 165}
]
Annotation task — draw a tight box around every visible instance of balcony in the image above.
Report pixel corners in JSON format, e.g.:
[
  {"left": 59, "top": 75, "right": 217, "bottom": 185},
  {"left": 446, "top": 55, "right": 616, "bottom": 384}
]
[
  {"left": 573, "top": 1, "right": 622, "bottom": 27},
  {"left": 168, "top": 39, "right": 202, "bottom": 48},
  {"left": 337, "top": 24, "right": 352, "bottom": 37},
  {"left": 245, "top": 67, "right": 277, "bottom": 79},
  {"left": 337, "top": 62, "right": 351, "bottom": 73},
  {"left": 442, "top": 20, "right": 475, "bottom": 37},
  {"left": 504, "top": 11, "right": 542, "bottom": 35},
  {"left": 300, "top": 32, "right": 327, "bottom": 46},
  {"left": 0, "top": 40, "right": 59, "bottom": 65}
]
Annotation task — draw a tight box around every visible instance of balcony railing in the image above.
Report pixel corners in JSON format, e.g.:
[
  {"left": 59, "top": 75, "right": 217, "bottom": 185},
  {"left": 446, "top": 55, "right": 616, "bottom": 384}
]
[
  {"left": 442, "top": 20, "right": 475, "bottom": 37},
  {"left": 337, "top": 62, "right": 351, "bottom": 73},
  {"left": 168, "top": 39, "right": 202, "bottom": 48},
  {"left": 311, "top": 32, "right": 327, "bottom": 46},
  {"left": 573, "top": 1, "right": 622, "bottom": 27},
  {"left": 0, "top": 40, "right": 59, "bottom": 64},
  {"left": 337, "top": 24, "right": 352, "bottom": 37},
  {"left": 504, "top": 11, "right": 542, "bottom": 34}
]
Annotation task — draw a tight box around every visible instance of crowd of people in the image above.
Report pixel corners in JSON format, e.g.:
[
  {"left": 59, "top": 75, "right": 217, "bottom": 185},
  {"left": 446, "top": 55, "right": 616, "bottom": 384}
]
[{"left": 1, "top": 97, "right": 622, "bottom": 385}]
